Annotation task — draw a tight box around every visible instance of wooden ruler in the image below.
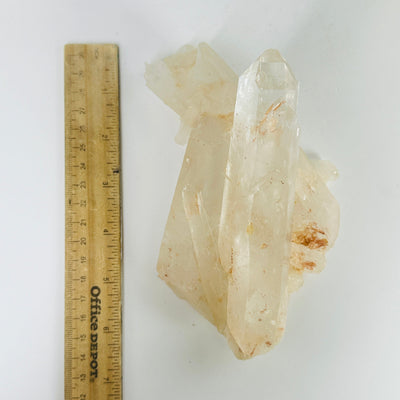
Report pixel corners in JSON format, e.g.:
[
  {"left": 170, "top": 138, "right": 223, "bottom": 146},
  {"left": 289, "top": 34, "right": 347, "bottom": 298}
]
[{"left": 65, "top": 44, "right": 121, "bottom": 400}]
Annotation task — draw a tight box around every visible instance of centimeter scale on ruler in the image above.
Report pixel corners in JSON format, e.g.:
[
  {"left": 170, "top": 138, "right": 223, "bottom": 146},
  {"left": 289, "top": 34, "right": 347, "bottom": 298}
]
[{"left": 65, "top": 44, "right": 121, "bottom": 400}]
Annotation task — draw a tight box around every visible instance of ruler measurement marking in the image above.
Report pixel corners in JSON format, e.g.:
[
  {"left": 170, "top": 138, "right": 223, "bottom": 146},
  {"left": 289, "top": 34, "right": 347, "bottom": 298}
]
[{"left": 65, "top": 44, "right": 121, "bottom": 400}]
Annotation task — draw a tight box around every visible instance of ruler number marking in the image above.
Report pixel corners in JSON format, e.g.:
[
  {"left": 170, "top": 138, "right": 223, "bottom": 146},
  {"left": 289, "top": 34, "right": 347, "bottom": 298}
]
[{"left": 65, "top": 44, "right": 121, "bottom": 400}]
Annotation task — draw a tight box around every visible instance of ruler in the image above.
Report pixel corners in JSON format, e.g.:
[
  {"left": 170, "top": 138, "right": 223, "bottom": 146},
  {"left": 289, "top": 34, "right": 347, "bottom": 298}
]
[{"left": 65, "top": 44, "right": 121, "bottom": 400}]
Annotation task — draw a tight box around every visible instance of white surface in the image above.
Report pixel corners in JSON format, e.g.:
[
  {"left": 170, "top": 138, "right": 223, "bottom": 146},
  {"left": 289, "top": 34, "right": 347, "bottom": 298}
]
[{"left": 1, "top": 0, "right": 399, "bottom": 399}]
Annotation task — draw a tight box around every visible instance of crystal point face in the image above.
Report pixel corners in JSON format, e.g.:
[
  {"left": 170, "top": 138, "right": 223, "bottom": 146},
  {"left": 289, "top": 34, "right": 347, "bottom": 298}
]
[
  {"left": 146, "top": 44, "right": 340, "bottom": 359},
  {"left": 255, "top": 49, "right": 298, "bottom": 108}
]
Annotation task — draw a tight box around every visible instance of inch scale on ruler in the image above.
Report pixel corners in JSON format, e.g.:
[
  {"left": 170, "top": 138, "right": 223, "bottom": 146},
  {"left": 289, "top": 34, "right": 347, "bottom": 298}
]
[{"left": 65, "top": 44, "right": 121, "bottom": 400}]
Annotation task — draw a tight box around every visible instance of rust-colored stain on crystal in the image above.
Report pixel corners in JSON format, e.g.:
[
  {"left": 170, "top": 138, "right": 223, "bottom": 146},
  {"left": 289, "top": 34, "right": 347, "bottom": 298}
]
[
  {"left": 250, "top": 345, "right": 258, "bottom": 357},
  {"left": 292, "top": 223, "right": 328, "bottom": 249},
  {"left": 302, "top": 261, "right": 316, "bottom": 270},
  {"left": 217, "top": 112, "right": 234, "bottom": 121},
  {"left": 291, "top": 263, "right": 303, "bottom": 272},
  {"left": 257, "top": 101, "right": 285, "bottom": 136},
  {"left": 272, "top": 101, "right": 285, "bottom": 112}
]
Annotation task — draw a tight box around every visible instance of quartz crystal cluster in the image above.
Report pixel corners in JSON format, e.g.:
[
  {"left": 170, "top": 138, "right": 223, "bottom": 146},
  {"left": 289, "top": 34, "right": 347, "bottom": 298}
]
[{"left": 145, "top": 43, "right": 340, "bottom": 359}]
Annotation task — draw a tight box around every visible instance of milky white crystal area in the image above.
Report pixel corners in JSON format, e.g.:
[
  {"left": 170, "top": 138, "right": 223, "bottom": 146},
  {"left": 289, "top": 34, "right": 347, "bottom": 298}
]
[{"left": 145, "top": 43, "right": 340, "bottom": 359}]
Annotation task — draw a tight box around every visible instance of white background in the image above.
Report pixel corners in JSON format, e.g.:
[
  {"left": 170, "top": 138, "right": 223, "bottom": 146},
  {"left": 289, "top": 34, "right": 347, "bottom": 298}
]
[{"left": 1, "top": 0, "right": 399, "bottom": 399}]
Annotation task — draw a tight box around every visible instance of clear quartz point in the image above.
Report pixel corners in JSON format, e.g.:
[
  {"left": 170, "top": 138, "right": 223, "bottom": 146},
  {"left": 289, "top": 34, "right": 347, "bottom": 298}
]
[{"left": 218, "top": 50, "right": 299, "bottom": 356}]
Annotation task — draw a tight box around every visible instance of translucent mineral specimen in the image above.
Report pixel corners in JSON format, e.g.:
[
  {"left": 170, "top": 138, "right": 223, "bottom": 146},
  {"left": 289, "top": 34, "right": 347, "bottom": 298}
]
[
  {"left": 145, "top": 43, "right": 340, "bottom": 359},
  {"left": 218, "top": 50, "right": 299, "bottom": 356},
  {"left": 288, "top": 150, "right": 340, "bottom": 293},
  {"left": 146, "top": 44, "right": 236, "bottom": 327},
  {"left": 145, "top": 43, "right": 237, "bottom": 145}
]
